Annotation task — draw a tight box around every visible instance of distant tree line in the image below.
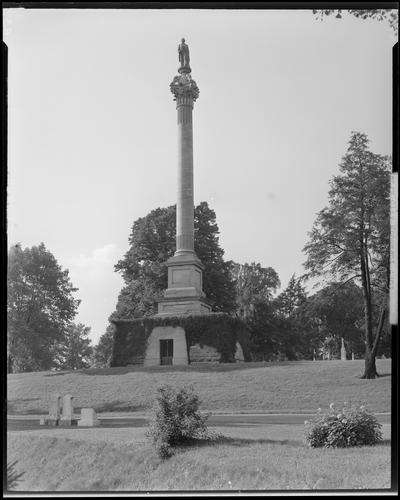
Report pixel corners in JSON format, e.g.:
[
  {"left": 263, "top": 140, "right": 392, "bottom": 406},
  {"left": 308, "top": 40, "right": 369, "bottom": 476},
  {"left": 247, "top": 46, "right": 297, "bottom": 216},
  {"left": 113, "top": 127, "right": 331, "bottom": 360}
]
[
  {"left": 96, "top": 131, "right": 391, "bottom": 377},
  {"left": 8, "top": 132, "right": 391, "bottom": 377}
]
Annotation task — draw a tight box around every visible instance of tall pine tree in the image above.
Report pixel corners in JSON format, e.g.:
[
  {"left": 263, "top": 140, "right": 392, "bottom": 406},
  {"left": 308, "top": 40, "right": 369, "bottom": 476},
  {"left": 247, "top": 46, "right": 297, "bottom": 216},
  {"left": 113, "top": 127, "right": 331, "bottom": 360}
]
[{"left": 303, "top": 132, "right": 390, "bottom": 378}]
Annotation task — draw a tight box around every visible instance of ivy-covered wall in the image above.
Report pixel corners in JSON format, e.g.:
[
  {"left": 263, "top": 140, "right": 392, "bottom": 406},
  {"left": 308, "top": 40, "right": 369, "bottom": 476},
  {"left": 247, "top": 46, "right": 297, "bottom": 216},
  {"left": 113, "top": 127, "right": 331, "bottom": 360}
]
[{"left": 110, "top": 313, "right": 252, "bottom": 366}]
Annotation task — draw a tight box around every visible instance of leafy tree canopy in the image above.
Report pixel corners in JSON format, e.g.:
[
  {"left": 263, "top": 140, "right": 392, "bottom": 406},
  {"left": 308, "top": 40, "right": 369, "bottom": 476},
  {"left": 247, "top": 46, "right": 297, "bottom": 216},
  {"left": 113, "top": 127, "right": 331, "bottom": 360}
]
[
  {"left": 313, "top": 9, "right": 398, "bottom": 35},
  {"left": 232, "top": 262, "right": 280, "bottom": 319},
  {"left": 93, "top": 323, "right": 115, "bottom": 368},
  {"left": 7, "top": 243, "right": 80, "bottom": 372},
  {"left": 54, "top": 323, "right": 93, "bottom": 370},
  {"left": 300, "top": 282, "right": 365, "bottom": 358},
  {"left": 113, "top": 202, "right": 237, "bottom": 318},
  {"left": 274, "top": 274, "right": 307, "bottom": 318}
]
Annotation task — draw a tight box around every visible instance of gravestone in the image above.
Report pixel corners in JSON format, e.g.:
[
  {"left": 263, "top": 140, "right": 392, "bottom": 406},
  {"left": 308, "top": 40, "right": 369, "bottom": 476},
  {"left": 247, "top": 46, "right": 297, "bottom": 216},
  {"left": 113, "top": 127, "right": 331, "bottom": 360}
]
[
  {"left": 40, "top": 393, "right": 61, "bottom": 426},
  {"left": 340, "top": 338, "right": 347, "bottom": 361},
  {"left": 60, "top": 394, "right": 78, "bottom": 426},
  {"left": 78, "top": 408, "right": 100, "bottom": 427}
]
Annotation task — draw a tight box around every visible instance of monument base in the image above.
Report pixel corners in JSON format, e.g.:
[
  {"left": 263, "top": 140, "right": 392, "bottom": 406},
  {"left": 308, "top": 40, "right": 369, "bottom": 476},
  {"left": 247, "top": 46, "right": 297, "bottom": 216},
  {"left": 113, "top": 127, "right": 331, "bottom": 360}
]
[
  {"left": 157, "top": 251, "right": 212, "bottom": 315},
  {"left": 157, "top": 296, "right": 212, "bottom": 316}
]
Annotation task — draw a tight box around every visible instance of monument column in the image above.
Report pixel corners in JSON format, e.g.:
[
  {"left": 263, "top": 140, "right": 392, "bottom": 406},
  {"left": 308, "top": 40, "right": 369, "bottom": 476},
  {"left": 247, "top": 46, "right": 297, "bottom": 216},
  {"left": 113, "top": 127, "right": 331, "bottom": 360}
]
[
  {"left": 175, "top": 80, "right": 195, "bottom": 256},
  {"left": 157, "top": 38, "right": 212, "bottom": 316}
]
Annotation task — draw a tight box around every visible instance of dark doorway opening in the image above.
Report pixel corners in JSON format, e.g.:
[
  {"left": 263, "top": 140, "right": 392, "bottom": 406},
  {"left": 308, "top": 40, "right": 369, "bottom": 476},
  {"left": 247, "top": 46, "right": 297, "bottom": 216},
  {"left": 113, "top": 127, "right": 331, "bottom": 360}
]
[{"left": 160, "top": 339, "right": 173, "bottom": 365}]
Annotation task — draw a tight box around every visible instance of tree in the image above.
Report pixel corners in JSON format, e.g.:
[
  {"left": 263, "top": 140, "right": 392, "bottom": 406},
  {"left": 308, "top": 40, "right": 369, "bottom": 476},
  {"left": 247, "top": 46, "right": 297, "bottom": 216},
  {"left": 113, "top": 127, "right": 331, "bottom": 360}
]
[
  {"left": 114, "top": 202, "right": 237, "bottom": 318},
  {"left": 93, "top": 324, "right": 115, "bottom": 368},
  {"left": 7, "top": 243, "right": 80, "bottom": 372},
  {"left": 303, "top": 132, "right": 391, "bottom": 378},
  {"left": 313, "top": 9, "right": 398, "bottom": 35},
  {"left": 54, "top": 323, "right": 93, "bottom": 370},
  {"left": 245, "top": 301, "right": 279, "bottom": 360},
  {"left": 274, "top": 274, "right": 307, "bottom": 318},
  {"left": 231, "top": 264, "right": 308, "bottom": 361},
  {"left": 195, "top": 202, "right": 237, "bottom": 312},
  {"left": 272, "top": 275, "right": 310, "bottom": 359},
  {"left": 301, "top": 282, "right": 365, "bottom": 359},
  {"left": 246, "top": 300, "right": 305, "bottom": 361},
  {"left": 232, "top": 262, "right": 280, "bottom": 320}
]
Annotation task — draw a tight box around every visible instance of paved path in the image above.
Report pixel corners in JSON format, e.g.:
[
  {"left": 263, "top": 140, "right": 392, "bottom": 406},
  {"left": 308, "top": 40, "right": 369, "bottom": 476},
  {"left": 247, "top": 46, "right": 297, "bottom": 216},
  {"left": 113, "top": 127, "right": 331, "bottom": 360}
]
[{"left": 7, "top": 412, "right": 391, "bottom": 432}]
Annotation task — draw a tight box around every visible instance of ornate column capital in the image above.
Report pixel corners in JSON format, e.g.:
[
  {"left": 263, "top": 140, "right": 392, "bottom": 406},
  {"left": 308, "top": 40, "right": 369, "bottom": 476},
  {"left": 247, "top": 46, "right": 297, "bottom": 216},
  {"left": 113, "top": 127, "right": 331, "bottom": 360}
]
[{"left": 170, "top": 72, "right": 200, "bottom": 103}]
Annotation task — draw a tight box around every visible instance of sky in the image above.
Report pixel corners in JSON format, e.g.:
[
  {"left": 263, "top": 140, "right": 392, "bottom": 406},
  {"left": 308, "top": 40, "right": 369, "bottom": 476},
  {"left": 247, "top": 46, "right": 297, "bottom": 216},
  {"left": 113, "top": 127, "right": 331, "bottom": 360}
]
[{"left": 4, "top": 8, "right": 395, "bottom": 344}]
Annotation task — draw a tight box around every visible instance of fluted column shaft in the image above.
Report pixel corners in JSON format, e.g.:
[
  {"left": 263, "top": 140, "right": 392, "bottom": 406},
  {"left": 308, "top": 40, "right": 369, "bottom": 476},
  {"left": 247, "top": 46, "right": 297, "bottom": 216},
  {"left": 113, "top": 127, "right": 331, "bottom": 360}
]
[{"left": 176, "top": 94, "right": 195, "bottom": 255}]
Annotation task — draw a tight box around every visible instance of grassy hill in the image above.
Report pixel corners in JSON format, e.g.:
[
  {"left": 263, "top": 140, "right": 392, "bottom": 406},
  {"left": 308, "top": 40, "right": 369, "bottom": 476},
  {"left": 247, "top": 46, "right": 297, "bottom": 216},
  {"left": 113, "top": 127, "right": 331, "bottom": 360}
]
[{"left": 7, "top": 359, "right": 391, "bottom": 415}]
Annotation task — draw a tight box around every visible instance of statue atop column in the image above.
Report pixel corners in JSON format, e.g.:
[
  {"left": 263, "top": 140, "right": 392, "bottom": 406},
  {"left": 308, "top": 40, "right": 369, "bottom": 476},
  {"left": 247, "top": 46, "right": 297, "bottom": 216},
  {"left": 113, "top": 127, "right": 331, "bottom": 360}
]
[
  {"left": 178, "top": 38, "right": 191, "bottom": 72},
  {"left": 171, "top": 38, "right": 199, "bottom": 101}
]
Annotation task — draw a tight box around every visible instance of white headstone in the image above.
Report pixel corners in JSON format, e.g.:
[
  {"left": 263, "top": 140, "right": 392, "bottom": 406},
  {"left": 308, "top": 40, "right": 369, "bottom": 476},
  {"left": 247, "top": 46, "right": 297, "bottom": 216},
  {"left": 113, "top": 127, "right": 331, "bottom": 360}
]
[
  {"left": 234, "top": 342, "right": 245, "bottom": 362},
  {"left": 78, "top": 407, "right": 100, "bottom": 427},
  {"left": 49, "top": 393, "right": 62, "bottom": 419},
  {"left": 340, "top": 338, "right": 347, "bottom": 361},
  {"left": 61, "top": 394, "right": 74, "bottom": 423}
]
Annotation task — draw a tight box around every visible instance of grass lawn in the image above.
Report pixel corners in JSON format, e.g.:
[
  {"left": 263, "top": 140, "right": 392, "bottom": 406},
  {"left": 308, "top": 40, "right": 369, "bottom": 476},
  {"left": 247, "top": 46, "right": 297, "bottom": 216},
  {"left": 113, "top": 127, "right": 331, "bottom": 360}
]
[
  {"left": 7, "top": 424, "right": 391, "bottom": 491},
  {"left": 7, "top": 359, "right": 391, "bottom": 415}
]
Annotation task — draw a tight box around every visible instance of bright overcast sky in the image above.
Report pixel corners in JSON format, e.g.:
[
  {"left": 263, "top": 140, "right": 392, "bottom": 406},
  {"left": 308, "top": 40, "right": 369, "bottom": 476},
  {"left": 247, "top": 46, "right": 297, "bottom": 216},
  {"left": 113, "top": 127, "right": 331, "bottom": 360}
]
[{"left": 4, "top": 8, "right": 395, "bottom": 344}]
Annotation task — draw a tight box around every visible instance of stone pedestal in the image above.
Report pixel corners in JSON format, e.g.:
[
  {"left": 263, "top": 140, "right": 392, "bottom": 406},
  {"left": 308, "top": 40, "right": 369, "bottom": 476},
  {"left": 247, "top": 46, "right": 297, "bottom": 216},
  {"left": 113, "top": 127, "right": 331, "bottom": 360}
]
[{"left": 157, "top": 254, "right": 211, "bottom": 315}]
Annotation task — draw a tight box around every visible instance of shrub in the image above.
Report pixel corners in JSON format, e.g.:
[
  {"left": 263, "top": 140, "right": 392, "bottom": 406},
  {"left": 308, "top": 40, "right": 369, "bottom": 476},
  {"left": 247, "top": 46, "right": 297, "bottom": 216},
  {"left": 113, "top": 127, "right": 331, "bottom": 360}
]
[
  {"left": 304, "top": 402, "right": 383, "bottom": 448},
  {"left": 146, "top": 385, "right": 211, "bottom": 458}
]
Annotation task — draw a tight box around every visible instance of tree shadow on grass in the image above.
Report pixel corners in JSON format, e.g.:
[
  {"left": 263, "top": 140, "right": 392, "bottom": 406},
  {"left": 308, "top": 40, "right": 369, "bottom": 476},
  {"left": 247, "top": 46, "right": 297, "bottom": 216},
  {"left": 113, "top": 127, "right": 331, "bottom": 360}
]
[
  {"left": 80, "top": 361, "right": 314, "bottom": 376},
  {"left": 176, "top": 435, "right": 301, "bottom": 451},
  {"left": 174, "top": 435, "right": 391, "bottom": 455},
  {"left": 7, "top": 399, "right": 42, "bottom": 414},
  {"left": 44, "top": 371, "right": 76, "bottom": 377},
  {"left": 7, "top": 460, "right": 25, "bottom": 490},
  {"left": 94, "top": 400, "right": 148, "bottom": 413}
]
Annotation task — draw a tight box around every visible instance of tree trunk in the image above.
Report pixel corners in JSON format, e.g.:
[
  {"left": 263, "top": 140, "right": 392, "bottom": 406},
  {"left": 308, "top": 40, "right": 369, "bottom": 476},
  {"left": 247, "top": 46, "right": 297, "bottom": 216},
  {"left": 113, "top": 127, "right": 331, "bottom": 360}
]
[
  {"left": 361, "top": 349, "right": 379, "bottom": 379},
  {"left": 361, "top": 306, "right": 386, "bottom": 379},
  {"left": 7, "top": 354, "right": 14, "bottom": 374},
  {"left": 360, "top": 246, "right": 378, "bottom": 379}
]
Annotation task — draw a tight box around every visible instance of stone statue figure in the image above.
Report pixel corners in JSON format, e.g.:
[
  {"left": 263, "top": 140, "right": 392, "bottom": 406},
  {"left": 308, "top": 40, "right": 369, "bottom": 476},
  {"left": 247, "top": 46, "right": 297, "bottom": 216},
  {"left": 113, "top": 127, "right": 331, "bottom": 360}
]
[{"left": 178, "top": 38, "right": 190, "bottom": 68}]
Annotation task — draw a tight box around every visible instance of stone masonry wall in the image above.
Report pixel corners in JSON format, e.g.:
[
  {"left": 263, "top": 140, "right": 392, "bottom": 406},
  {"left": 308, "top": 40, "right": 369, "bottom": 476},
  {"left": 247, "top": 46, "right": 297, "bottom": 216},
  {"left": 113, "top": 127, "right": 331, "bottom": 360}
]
[{"left": 189, "top": 343, "right": 220, "bottom": 363}]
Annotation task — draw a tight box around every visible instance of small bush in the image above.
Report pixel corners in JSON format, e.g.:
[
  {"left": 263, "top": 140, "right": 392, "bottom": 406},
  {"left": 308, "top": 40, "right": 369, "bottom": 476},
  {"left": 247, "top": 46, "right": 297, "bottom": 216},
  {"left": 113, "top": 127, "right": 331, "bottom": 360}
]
[
  {"left": 304, "top": 402, "right": 383, "bottom": 448},
  {"left": 146, "top": 385, "right": 212, "bottom": 458}
]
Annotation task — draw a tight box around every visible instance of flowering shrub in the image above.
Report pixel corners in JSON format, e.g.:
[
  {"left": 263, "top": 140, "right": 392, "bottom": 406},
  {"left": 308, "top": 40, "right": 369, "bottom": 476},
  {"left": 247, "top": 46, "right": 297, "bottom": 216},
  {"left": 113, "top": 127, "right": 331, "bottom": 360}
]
[
  {"left": 304, "top": 402, "right": 383, "bottom": 448},
  {"left": 146, "top": 385, "right": 212, "bottom": 458}
]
